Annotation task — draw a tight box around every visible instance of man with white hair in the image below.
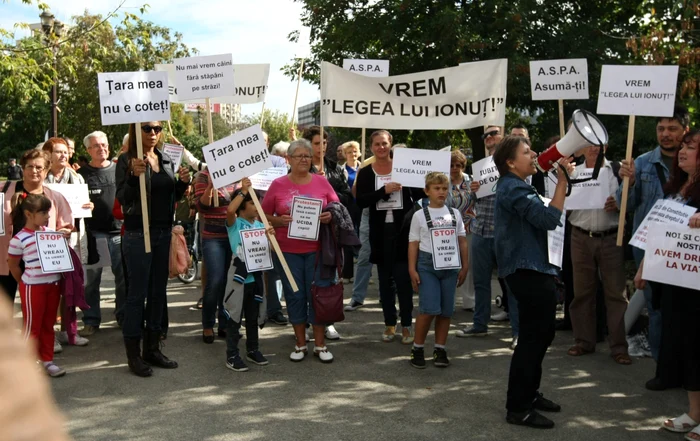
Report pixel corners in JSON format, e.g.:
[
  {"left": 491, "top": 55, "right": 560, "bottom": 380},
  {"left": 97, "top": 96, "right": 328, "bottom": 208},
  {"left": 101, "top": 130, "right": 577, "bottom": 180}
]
[
  {"left": 78, "top": 131, "right": 126, "bottom": 335},
  {"left": 262, "top": 131, "right": 287, "bottom": 168}
]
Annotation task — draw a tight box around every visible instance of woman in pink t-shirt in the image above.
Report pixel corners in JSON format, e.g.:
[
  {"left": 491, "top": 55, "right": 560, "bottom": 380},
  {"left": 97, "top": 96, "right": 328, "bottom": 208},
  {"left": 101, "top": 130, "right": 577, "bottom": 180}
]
[{"left": 262, "top": 138, "right": 339, "bottom": 363}]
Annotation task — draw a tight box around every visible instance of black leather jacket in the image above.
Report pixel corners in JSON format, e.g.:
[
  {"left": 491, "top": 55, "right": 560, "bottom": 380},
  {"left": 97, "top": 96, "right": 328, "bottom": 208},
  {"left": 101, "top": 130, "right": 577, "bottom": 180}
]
[{"left": 311, "top": 157, "right": 352, "bottom": 207}]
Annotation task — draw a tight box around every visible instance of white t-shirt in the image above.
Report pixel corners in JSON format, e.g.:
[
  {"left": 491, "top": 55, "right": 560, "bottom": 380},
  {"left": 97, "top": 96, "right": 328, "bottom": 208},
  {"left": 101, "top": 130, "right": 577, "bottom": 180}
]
[
  {"left": 409, "top": 206, "right": 467, "bottom": 253},
  {"left": 8, "top": 227, "right": 61, "bottom": 285}
]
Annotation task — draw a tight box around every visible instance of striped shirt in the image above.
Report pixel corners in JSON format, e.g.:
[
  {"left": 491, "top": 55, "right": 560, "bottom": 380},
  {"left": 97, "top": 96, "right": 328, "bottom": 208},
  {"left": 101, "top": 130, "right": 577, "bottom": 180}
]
[
  {"left": 8, "top": 227, "right": 61, "bottom": 285},
  {"left": 194, "top": 170, "right": 240, "bottom": 239}
]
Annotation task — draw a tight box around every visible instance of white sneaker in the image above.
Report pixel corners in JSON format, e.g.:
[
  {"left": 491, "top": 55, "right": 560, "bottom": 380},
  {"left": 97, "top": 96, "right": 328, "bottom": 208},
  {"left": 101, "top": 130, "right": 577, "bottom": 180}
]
[
  {"left": 627, "top": 335, "right": 644, "bottom": 358},
  {"left": 53, "top": 337, "right": 63, "bottom": 354},
  {"left": 290, "top": 345, "right": 308, "bottom": 362},
  {"left": 44, "top": 361, "right": 66, "bottom": 378},
  {"left": 401, "top": 326, "right": 414, "bottom": 345},
  {"left": 56, "top": 331, "right": 89, "bottom": 346},
  {"left": 637, "top": 334, "right": 653, "bottom": 358},
  {"left": 490, "top": 311, "right": 509, "bottom": 322},
  {"left": 314, "top": 346, "right": 334, "bottom": 363},
  {"left": 325, "top": 325, "right": 341, "bottom": 340}
]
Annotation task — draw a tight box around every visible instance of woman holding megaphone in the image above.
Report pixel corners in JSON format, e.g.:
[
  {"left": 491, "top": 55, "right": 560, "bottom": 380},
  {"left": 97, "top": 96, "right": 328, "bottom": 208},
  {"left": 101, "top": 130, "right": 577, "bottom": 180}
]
[{"left": 492, "top": 135, "right": 574, "bottom": 429}]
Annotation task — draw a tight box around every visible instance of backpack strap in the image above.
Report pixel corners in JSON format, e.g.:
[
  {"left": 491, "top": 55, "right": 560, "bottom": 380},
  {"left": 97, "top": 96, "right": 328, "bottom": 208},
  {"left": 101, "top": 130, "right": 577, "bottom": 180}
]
[
  {"left": 422, "top": 205, "right": 433, "bottom": 229},
  {"left": 611, "top": 161, "right": 622, "bottom": 185},
  {"left": 653, "top": 162, "right": 667, "bottom": 187}
]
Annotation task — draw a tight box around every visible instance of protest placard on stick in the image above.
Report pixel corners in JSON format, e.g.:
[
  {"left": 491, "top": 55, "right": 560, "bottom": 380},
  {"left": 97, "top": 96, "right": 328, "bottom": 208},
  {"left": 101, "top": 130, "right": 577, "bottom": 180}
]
[
  {"left": 471, "top": 156, "right": 500, "bottom": 199},
  {"left": 391, "top": 148, "right": 450, "bottom": 188},
  {"left": 45, "top": 184, "right": 92, "bottom": 218},
  {"left": 202, "top": 125, "right": 272, "bottom": 189}
]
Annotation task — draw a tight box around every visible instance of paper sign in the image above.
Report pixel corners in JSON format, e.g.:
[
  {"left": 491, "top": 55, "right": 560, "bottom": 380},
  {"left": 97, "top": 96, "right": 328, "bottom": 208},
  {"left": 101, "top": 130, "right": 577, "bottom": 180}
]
[
  {"left": 239, "top": 228, "right": 274, "bottom": 273},
  {"left": 529, "top": 59, "right": 589, "bottom": 100},
  {"left": 471, "top": 156, "right": 500, "bottom": 199},
  {"left": 45, "top": 184, "right": 92, "bottom": 218},
  {"left": 162, "top": 144, "right": 185, "bottom": 172},
  {"left": 321, "top": 59, "right": 507, "bottom": 130},
  {"left": 98, "top": 71, "right": 170, "bottom": 125},
  {"left": 342, "top": 59, "right": 390, "bottom": 77},
  {"left": 597, "top": 65, "right": 679, "bottom": 117},
  {"left": 295, "top": 27, "right": 311, "bottom": 59},
  {"left": 629, "top": 199, "right": 697, "bottom": 250},
  {"left": 202, "top": 124, "right": 272, "bottom": 189},
  {"left": 643, "top": 224, "right": 700, "bottom": 290},
  {"left": 174, "top": 54, "right": 235, "bottom": 101},
  {"left": 250, "top": 167, "right": 288, "bottom": 191},
  {"left": 430, "top": 227, "right": 461, "bottom": 270},
  {"left": 375, "top": 174, "right": 402, "bottom": 211},
  {"left": 0, "top": 193, "right": 5, "bottom": 235},
  {"left": 545, "top": 168, "right": 611, "bottom": 210},
  {"left": 543, "top": 198, "right": 566, "bottom": 269},
  {"left": 288, "top": 197, "right": 322, "bottom": 241},
  {"left": 35, "top": 231, "right": 74, "bottom": 274},
  {"left": 391, "top": 148, "right": 450, "bottom": 188}
]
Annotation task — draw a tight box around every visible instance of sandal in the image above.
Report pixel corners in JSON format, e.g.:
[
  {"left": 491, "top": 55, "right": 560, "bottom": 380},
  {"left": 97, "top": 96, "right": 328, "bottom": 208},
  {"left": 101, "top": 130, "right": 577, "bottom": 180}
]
[
  {"left": 613, "top": 353, "right": 632, "bottom": 365},
  {"left": 686, "top": 426, "right": 700, "bottom": 441},
  {"left": 567, "top": 345, "right": 593, "bottom": 357},
  {"left": 662, "top": 413, "right": 699, "bottom": 433}
]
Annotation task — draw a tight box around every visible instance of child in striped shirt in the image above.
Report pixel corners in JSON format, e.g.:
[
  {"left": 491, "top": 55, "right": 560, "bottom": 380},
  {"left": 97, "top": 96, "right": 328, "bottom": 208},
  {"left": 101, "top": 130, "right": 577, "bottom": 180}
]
[{"left": 7, "top": 194, "right": 65, "bottom": 378}]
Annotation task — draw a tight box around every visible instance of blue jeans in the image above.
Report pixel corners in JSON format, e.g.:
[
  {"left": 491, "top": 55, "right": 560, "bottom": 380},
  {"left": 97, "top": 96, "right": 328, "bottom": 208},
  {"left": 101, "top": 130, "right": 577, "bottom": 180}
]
[
  {"left": 633, "top": 247, "right": 661, "bottom": 360},
  {"left": 83, "top": 232, "right": 126, "bottom": 327},
  {"left": 121, "top": 228, "right": 171, "bottom": 339},
  {"left": 351, "top": 208, "right": 373, "bottom": 304},
  {"left": 472, "top": 233, "right": 496, "bottom": 331},
  {"left": 265, "top": 264, "right": 283, "bottom": 315},
  {"left": 201, "top": 238, "right": 233, "bottom": 331},
  {"left": 417, "top": 251, "right": 458, "bottom": 317},
  {"left": 276, "top": 252, "right": 334, "bottom": 325}
]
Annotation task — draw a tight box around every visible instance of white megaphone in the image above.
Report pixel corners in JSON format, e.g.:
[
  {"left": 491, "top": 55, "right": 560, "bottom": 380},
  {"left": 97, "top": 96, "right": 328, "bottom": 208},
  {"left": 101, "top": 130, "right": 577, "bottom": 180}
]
[{"left": 536, "top": 109, "right": 609, "bottom": 172}]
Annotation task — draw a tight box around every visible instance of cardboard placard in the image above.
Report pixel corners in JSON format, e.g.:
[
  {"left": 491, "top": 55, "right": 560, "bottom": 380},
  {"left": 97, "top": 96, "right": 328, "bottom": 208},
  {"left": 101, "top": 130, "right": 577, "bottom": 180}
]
[
  {"left": 629, "top": 199, "right": 697, "bottom": 250},
  {"left": 45, "top": 184, "right": 92, "bottom": 218},
  {"left": 391, "top": 148, "right": 451, "bottom": 188},
  {"left": 288, "top": 197, "right": 322, "bottom": 241},
  {"left": 173, "top": 54, "right": 235, "bottom": 101},
  {"left": 202, "top": 124, "right": 271, "bottom": 189},
  {"left": 596, "top": 65, "right": 679, "bottom": 117},
  {"left": 471, "top": 156, "right": 499, "bottom": 199},
  {"left": 375, "top": 174, "right": 402, "bottom": 211},
  {"left": 643, "top": 223, "right": 700, "bottom": 290},
  {"left": 295, "top": 27, "right": 311, "bottom": 59},
  {"left": 35, "top": 231, "right": 74, "bottom": 274},
  {"left": 250, "top": 167, "right": 288, "bottom": 191},
  {"left": 342, "top": 59, "right": 390, "bottom": 77},
  {"left": 239, "top": 228, "right": 274, "bottom": 273},
  {"left": 543, "top": 198, "right": 567, "bottom": 269},
  {"left": 529, "top": 59, "right": 589, "bottom": 100},
  {"left": 430, "top": 227, "right": 461, "bottom": 270},
  {"left": 545, "top": 168, "right": 611, "bottom": 210},
  {"left": 162, "top": 143, "right": 185, "bottom": 172},
  {"left": 98, "top": 71, "right": 170, "bottom": 125}
]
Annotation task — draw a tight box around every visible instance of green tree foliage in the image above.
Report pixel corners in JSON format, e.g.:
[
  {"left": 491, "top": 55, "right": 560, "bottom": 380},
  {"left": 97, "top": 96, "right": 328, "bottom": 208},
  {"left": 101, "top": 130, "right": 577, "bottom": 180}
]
[{"left": 242, "top": 109, "right": 294, "bottom": 147}]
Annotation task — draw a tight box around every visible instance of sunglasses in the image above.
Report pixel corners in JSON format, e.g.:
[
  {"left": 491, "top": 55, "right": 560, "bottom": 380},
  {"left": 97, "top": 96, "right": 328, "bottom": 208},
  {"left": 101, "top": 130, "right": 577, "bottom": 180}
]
[
  {"left": 481, "top": 130, "right": 500, "bottom": 140},
  {"left": 141, "top": 125, "right": 163, "bottom": 134}
]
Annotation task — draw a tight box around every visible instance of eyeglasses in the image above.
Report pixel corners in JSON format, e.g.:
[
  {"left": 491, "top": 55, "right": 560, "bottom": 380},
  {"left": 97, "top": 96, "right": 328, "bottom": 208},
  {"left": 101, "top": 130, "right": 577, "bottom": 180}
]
[
  {"left": 290, "top": 155, "right": 312, "bottom": 161},
  {"left": 24, "top": 165, "right": 45, "bottom": 171},
  {"left": 90, "top": 143, "right": 109, "bottom": 149},
  {"left": 481, "top": 130, "right": 500, "bottom": 140},
  {"left": 141, "top": 125, "right": 163, "bottom": 134}
]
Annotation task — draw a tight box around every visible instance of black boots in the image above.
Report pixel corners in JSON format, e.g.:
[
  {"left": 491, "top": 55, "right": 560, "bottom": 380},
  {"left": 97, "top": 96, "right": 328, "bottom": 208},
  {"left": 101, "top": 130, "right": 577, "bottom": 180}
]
[
  {"left": 142, "top": 329, "right": 178, "bottom": 369},
  {"left": 124, "top": 337, "right": 152, "bottom": 377}
]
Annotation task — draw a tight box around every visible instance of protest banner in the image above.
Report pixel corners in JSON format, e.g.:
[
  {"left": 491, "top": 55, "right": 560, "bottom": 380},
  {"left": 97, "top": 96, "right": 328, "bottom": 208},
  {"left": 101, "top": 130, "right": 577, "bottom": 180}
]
[
  {"left": 202, "top": 124, "right": 271, "bottom": 189},
  {"left": 250, "top": 167, "right": 288, "bottom": 191},
  {"left": 162, "top": 143, "right": 185, "bottom": 172},
  {"left": 530, "top": 58, "right": 588, "bottom": 136},
  {"left": 35, "top": 231, "right": 74, "bottom": 274},
  {"left": 643, "top": 223, "right": 700, "bottom": 290},
  {"left": 391, "top": 148, "right": 450, "bottom": 188},
  {"left": 288, "top": 197, "right": 323, "bottom": 241},
  {"left": 543, "top": 198, "right": 566, "bottom": 269},
  {"left": 545, "top": 168, "right": 611, "bottom": 210},
  {"left": 321, "top": 59, "right": 507, "bottom": 130},
  {"left": 239, "top": 228, "right": 274, "bottom": 273},
  {"left": 98, "top": 71, "right": 170, "bottom": 252},
  {"left": 629, "top": 199, "right": 697, "bottom": 250},
  {"left": 45, "top": 184, "right": 92, "bottom": 218},
  {"left": 375, "top": 175, "right": 402, "bottom": 211},
  {"left": 173, "top": 54, "right": 235, "bottom": 102},
  {"left": 0, "top": 193, "right": 5, "bottom": 235},
  {"left": 471, "top": 156, "right": 499, "bottom": 199},
  {"left": 596, "top": 64, "right": 680, "bottom": 245}
]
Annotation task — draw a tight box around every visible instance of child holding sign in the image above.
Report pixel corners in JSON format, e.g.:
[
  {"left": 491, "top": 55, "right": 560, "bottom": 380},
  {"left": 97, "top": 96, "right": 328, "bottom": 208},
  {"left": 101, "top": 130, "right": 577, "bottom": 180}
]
[
  {"left": 223, "top": 177, "right": 275, "bottom": 372},
  {"left": 7, "top": 194, "right": 65, "bottom": 378},
  {"left": 407, "top": 173, "right": 468, "bottom": 369}
]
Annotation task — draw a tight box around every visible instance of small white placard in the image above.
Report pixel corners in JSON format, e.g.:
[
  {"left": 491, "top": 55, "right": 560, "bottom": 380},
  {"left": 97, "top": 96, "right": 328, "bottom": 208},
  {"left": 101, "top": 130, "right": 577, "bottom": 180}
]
[
  {"left": 174, "top": 54, "right": 235, "bottom": 101},
  {"left": 430, "top": 227, "right": 461, "bottom": 270},
  {"left": 629, "top": 199, "right": 697, "bottom": 250},
  {"left": 375, "top": 174, "right": 402, "bottom": 211},
  {"left": 250, "top": 167, "right": 288, "bottom": 191},
  {"left": 596, "top": 65, "right": 679, "bottom": 117},
  {"left": 0, "top": 193, "right": 5, "bottom": 235},
  {"left": 471, "top": 156, "right": 500, "bottom": 199},
  {"left": 98, "top": 71, "right": 170, "bottom": 126},
  {"left": 162, "top": 143, "right": 185, "bottom": 172},
  {"left": 529, "top": 59, "right": 589, "bottom": 100},
  {"left": 202, "top": 124, "right": 271, "bottom": 189},
  {"left": 342, "top": 59, "right": 390, "bottom": 77},
  {"left": 239, "top": 228, "right": 274, "bottom": 273},
  {"left": 391, "top": 148, "right": 450, "bottom": 189},
  {"left": 288, "top": 197, "right": 323, "bottom": 241},
  {"left": 545, "top": 168, "right": 611, "bottom": 210},
  {"left": 35, "top": 231, "right": 74, "bottom": 274},
  {"left": 543, "top": 198, "right": 567, "bottom": 269},
  {"left": 46, "top": 184, "right": 92, "bottom": 218},
  {"left": 643, "top": 223, "right": 700, "bottom": 290}
]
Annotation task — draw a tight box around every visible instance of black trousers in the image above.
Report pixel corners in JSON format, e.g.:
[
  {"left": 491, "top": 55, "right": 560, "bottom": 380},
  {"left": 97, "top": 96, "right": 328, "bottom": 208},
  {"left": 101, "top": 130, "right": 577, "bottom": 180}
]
[
  {"left": 376, "top": 223, "right": 413, "bottom": 328},
  {"left": 505, "top": 270, "right": 558, "bottom": 413},
  {"left": 225, "top": 283, "right": 260, "bottom": 359}
]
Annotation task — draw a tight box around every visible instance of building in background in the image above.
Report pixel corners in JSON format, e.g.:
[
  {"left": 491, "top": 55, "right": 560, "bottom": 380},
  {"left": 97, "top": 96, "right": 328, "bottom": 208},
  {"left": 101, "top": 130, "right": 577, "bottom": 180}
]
[
  {"left": 297, "top": 101, "right": 320, "bottom": 129},
  {"left": 184, "top": 103, "right": 241, "bottom": 128}
]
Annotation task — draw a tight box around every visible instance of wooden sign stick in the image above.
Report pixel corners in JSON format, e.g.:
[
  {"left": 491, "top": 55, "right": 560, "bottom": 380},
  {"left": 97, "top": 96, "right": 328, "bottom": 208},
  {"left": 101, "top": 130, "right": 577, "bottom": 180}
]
[
  {"left": 558, "top": 99, "right": 566, "bottom": 138},
  {"left": 290, "top": 59, "right": 305, "bottom": 128},
  {"left": 360, "top": 127, "right": 366, "bottom": 162},
  {"left": 319, "top": 126, "right": 325, "bottom": 173},
  {"left": 205, "top": 98, "right": 219, "bottom": 208},
  {"left": 616, "top": 115, "right": 636, "bottom": 246},
  {"left": 248, "top": 189, "right": 299, "bottom": 292},
  {"left": 135, "top": 122, "right": 152, "bottom": 253},
  {"left": 259, "top": 100, "right": 267, "bottom": 127}
]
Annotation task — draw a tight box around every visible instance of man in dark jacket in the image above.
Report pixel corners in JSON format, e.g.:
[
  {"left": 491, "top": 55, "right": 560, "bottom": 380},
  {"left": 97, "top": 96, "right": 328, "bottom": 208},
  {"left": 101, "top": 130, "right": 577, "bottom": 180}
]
[{"left": 7, "top": 158, "right": 22, "bottom": 181}]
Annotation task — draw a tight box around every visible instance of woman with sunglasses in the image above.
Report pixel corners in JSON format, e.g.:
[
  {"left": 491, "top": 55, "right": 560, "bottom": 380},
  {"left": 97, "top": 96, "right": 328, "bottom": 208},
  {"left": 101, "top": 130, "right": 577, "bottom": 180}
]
[{"left": 116, "top": 121, "right": 191, "bottom": 377}]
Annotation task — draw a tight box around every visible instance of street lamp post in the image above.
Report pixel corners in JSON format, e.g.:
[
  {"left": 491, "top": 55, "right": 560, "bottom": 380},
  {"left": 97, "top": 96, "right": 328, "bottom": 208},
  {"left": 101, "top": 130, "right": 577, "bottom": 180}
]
[{"left": 39, "top": 11, "right": 63, "bottom": 138}]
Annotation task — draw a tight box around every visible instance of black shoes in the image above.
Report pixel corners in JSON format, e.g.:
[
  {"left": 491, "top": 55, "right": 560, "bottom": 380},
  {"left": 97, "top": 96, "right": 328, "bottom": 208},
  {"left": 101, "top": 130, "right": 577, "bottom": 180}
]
[
  {"left": 506, "top": 410, "right": 555, "bottom": 429},
  {"left": 645, "top": 377, "right": 668, "bottom": 391},
  {"left": 555, "top": 319, "right": 572, "bottom": 331},
  {"left": 269, "top": 311, "right": 288, "bottom": 325},
  {"left": 124, "top": 337, "right": 152, "bottom": 377},
  {"left": 142, "top": 330, "right": 178, "bottom": 369},
  {"left": 218, "top": 328, "right": 227, "bottom": 338},
  {"left": 226, "top": 355, "right": 249, "bottom": 372},
  {"left": 433, "top": 348, "right": 450, "bottom": 367},
  {"left": 533, "top": 393, "right": 561, "bottom": 412},
  {"left": 410, "top": 347, "right": 426, "bottom": 369},
  {"left": 246, "top": 350, "right": 269, "bottom": 366},
  {"left": 203, "top": 331, "right": 215, "bottom": 344}
]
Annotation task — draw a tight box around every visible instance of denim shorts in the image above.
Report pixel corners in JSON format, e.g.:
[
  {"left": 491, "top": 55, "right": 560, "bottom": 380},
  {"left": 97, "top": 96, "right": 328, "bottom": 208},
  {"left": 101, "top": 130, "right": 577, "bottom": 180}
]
[{"left": 417, "top": 251, "right": 458, "bottom": 317}]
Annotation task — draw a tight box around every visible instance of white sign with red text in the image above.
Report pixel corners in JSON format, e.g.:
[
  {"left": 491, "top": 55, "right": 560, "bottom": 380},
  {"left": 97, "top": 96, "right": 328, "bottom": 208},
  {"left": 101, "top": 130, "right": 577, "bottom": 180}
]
[
  {"left": 35, "top": 231, "right": 74, "bottom": 274},
  {"left": 240, "top": 228, "right": 273, "bottom": 273},
  {"left": 643, "top": 223, "right": 700, "bottom": 290}
]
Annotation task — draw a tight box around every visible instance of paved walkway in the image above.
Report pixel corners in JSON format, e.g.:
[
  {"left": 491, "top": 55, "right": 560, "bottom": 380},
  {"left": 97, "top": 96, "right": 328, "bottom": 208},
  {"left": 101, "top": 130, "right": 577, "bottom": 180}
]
[{"left": 23, "top": 273, "right": 686, "bottom": 441}]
